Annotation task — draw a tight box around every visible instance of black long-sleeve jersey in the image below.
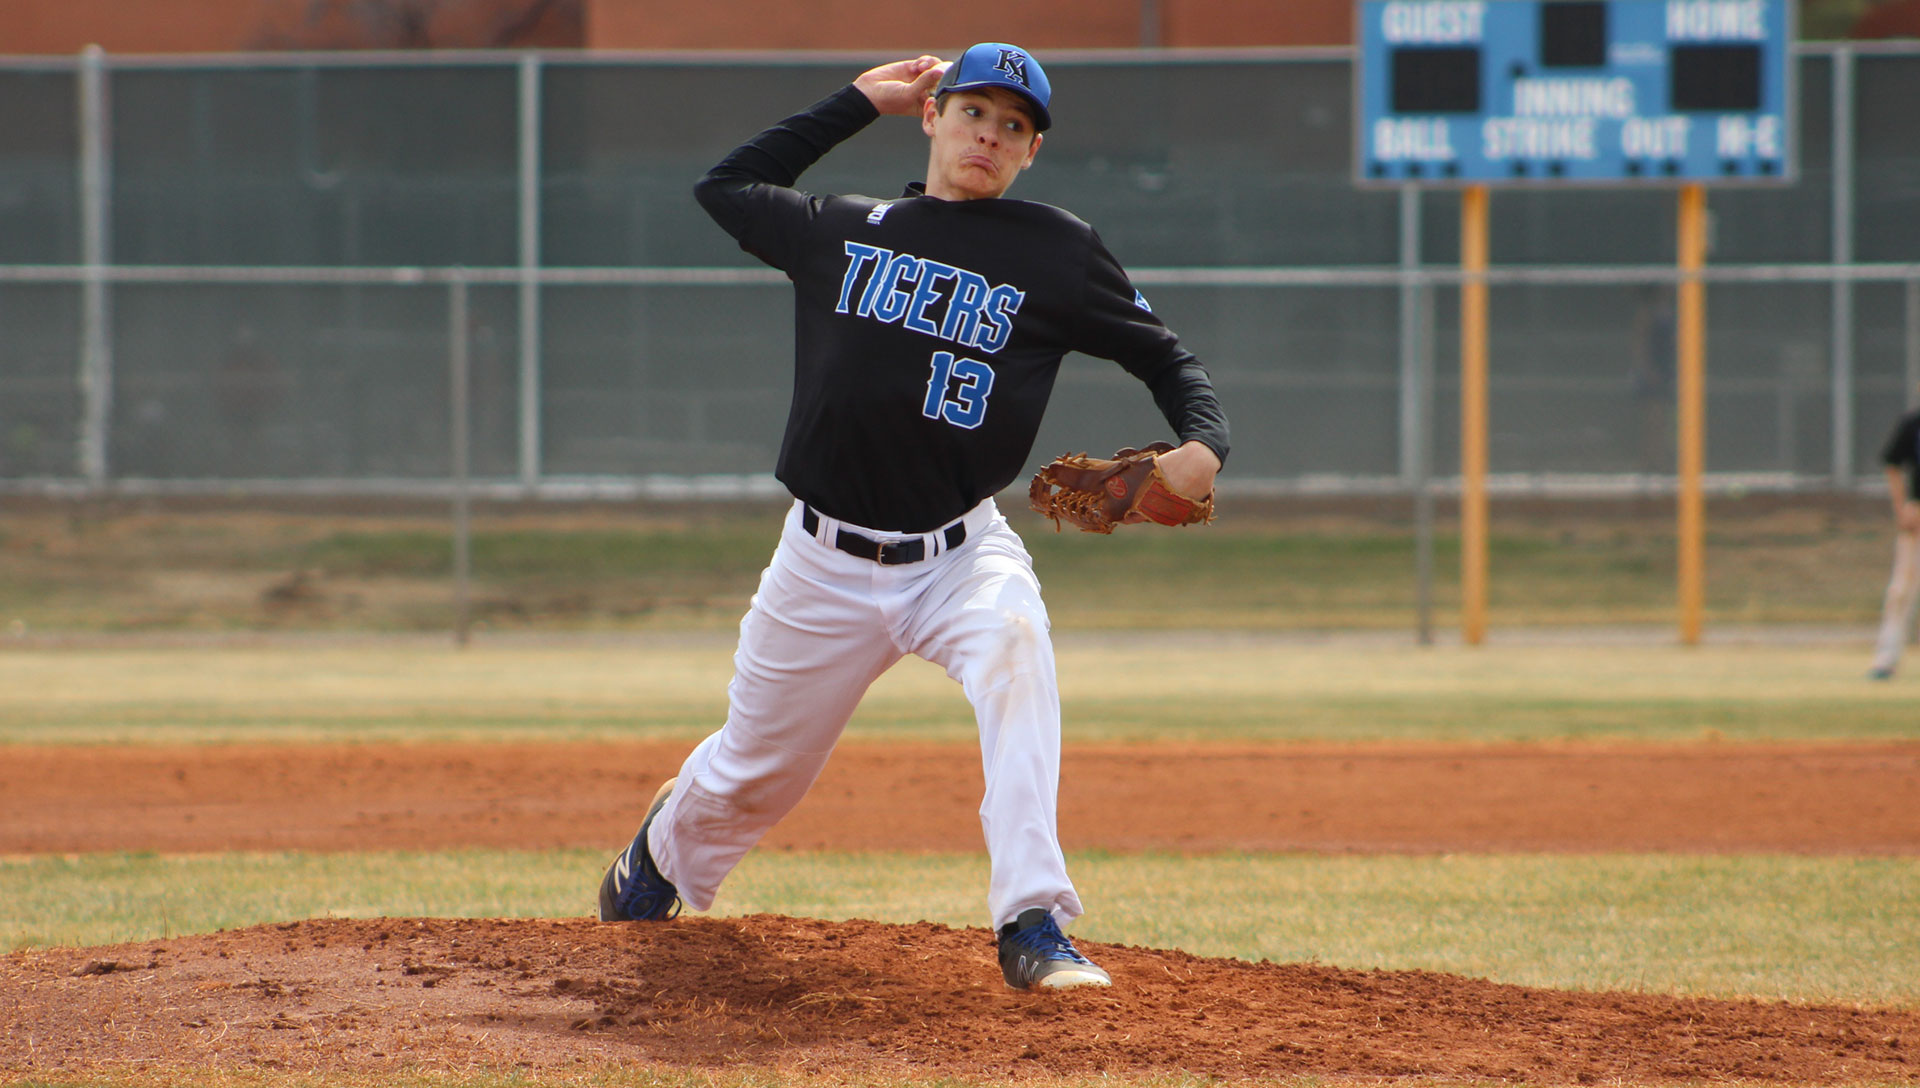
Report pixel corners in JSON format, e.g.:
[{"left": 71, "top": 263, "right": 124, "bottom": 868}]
[
  {"left": 694, "top": 84, "right": 1231, "bottom": 532},
  {"left": 1883, "top": 407, "right": 1920, "bottom": 501}
]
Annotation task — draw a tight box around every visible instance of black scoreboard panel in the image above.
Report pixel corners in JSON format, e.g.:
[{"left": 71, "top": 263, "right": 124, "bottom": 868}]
[
  {"left": 1391, "top": 46, "right": 1483, "bottom": 113},
  {"left": 1540, "top": 1, "right": 1608, "bottom": 68},
  {"left": 1670, "top": 44, "right": 1763, "bottom": 111}
]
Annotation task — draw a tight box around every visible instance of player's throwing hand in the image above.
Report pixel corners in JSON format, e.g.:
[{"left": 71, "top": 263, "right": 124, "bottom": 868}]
[{"left": 853, "top": 55, "right": 947, "bottom": 115}]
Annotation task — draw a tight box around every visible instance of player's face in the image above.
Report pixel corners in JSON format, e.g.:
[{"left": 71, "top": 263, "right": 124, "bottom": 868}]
[{"left": 921, "top": 89, "right": 1043, "bottom": 201}]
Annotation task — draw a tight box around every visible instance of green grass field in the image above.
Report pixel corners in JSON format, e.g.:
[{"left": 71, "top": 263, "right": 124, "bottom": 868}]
[
  {"left": 3, "top": 640, "right": 1917, "bottom": 1011},
  {"left": 0, "top": 493, "right": 1896, "bottom": 633},
  {"left": 0, "top": 639, "right": 1913, "bottom": 745}
]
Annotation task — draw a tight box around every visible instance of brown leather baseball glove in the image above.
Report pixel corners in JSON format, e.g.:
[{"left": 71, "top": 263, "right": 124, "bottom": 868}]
[{"left": 1027, "top": 442, "right": 1216, "bottom": 534}]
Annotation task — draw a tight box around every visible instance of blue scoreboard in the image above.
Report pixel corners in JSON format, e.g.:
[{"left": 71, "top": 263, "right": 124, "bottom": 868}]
[{"left": 1355, "top": 0, "right": 1794, "bottom": 185}]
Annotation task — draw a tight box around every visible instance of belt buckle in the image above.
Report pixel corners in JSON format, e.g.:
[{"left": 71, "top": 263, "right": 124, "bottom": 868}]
[{"left": 877, "top": 539, "right": 921, "bottom": 565}]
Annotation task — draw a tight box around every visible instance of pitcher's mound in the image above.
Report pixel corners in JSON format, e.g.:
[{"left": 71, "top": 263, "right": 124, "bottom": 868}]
[{"left": 6, "top": 914, "right": 1917, "bottom": 1084}]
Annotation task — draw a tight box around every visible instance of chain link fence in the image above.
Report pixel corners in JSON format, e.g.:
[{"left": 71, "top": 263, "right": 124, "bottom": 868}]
[{"left": 2, "top": 45, "right": 1918, "bottom": 498}]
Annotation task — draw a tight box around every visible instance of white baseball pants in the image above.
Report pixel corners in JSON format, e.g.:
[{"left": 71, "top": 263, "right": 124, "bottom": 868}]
[
  {"left": 1871, "top": 529, "right": 1920, "bottom": 675},
  {"left": 647, "top": 497, "right": 1083, "bottom": 931}
]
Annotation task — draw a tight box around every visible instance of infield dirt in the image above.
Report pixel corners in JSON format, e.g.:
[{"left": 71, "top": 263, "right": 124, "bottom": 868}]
[{"left": 4, "top": 739, "right": 1920, "bottom": 1084}]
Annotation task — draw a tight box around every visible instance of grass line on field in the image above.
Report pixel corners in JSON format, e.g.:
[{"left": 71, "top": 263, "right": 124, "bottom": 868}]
[
  {"left": 0, "top": 499, "right": 1895, "bottom": 634},
  {"left": 5, "top": 848, "right": 1916, "bottom": 1009},
  {"left": 2, "top": 641, "right": 1915, "bottom": 745}
]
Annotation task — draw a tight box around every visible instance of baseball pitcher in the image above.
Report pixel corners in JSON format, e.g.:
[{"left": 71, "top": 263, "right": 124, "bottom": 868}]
[{"left": 597, "top": 43, "right": 1230, "bottom": 990}]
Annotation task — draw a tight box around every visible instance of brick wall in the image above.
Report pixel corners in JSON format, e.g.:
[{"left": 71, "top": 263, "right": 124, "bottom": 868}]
[
  {"left": 0, "top": 0, "right": 1350, "bottom": 54},
  {"left": 0, "top": 0, "right": 584, "bottom": 53},
  {"left": 584, "top": 0, "right": 1352, "bottom": 49}
]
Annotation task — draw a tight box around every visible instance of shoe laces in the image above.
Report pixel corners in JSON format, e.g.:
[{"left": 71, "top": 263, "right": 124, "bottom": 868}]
[
  {"left": 621, "top": 882, "right": 681, "bottom": 921},
  {"left": 1004, "top": 914, "right": 1092, "bottom": 964},
  {"left": 618, "top": 839, "right": 682, "bottom": 921}
]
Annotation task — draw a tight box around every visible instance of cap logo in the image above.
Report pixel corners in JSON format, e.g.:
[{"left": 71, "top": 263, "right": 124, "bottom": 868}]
[{"left": 994, "top": 49, "right": 1030, "bottom": 88}]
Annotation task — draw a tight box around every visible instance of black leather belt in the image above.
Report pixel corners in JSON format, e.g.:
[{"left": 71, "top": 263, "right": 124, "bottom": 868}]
[{"left": 802, "top": 505, "right": 966, "bottom": 565}]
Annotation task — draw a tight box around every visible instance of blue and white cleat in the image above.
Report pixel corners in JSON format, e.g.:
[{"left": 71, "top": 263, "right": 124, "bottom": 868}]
[
  {"left": 597, "top": 777, "right": 682, "bottom": 922},
  {"left": 997, "top": 907, "right": 1111, "bottom": 990}
]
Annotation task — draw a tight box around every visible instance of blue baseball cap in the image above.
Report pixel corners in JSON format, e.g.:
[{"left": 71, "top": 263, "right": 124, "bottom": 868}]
[{"left": 935, "top": 43, "right": 1052, "bottom": 131}]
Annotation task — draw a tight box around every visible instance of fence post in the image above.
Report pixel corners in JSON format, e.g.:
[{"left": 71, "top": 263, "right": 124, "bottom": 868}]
[
  {"left": 517, "top": 53, "right": 544, "bottom": 493},
  {"left": 1416, "top": 274, "right": 1437, "bottom": 647},
  {"left": 77, "top": 45, "right": 113, "bottom": 489},
  {"left": 1398, "top": 186, "right": 1435, "bottom": 645},
  {"left": 450, "top": 275, "right": 473, "bottom": 647},
  {"left": 1830, "top": 47, "right": 1855, "bottom": 486},
  {"left": 1907, "top": 276, "right": 1920, "bottom": 410}
]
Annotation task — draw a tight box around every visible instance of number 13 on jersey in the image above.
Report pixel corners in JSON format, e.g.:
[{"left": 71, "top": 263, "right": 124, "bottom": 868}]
[{"left": 922, "top": 351, "right": 995, "bottom": 429}]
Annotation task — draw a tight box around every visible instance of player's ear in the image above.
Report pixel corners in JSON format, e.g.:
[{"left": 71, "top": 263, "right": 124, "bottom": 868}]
[
  {"left": 921, "top": 94, "right": 939, "bottom": 136},
  {"left": 1022, "top": 131, "right": 1043, "bottom": 168}
]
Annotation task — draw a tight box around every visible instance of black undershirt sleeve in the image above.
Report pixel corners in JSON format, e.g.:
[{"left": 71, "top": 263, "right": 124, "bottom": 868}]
[
  {"left": 1076, "top": 231, "right": 1231, "bottom": 466},
  {"left": 693, "top": 85, "right": 879, "bottom": 265},
  {"left": 1145, "top": 360, "right": 1232, "bottom": 467}
]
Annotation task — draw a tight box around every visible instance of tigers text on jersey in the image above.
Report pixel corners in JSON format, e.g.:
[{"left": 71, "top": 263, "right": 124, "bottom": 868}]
[{"left": 695, "top": 85, "right": 1229, "bottom": 533}]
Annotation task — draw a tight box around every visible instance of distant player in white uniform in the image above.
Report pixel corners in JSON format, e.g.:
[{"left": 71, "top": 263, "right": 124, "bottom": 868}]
[
  {"left": 1868, "top": 398, "right": 1920, "bottom": 680},
  {"left": 597, "top": 44, "right": 1229, "bottom": 990}
]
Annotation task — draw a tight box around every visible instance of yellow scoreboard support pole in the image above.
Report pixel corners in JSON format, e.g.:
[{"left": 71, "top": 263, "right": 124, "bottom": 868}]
[
  {"left": 1460, "top": 185, "right": 1490, "bottom": 646},
  {"left": 1456, "top": 184, "right": 1707, "bottom": 647},
  {"left": 1676, "top": 184, "right": 1708, "bottom": 645}
]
